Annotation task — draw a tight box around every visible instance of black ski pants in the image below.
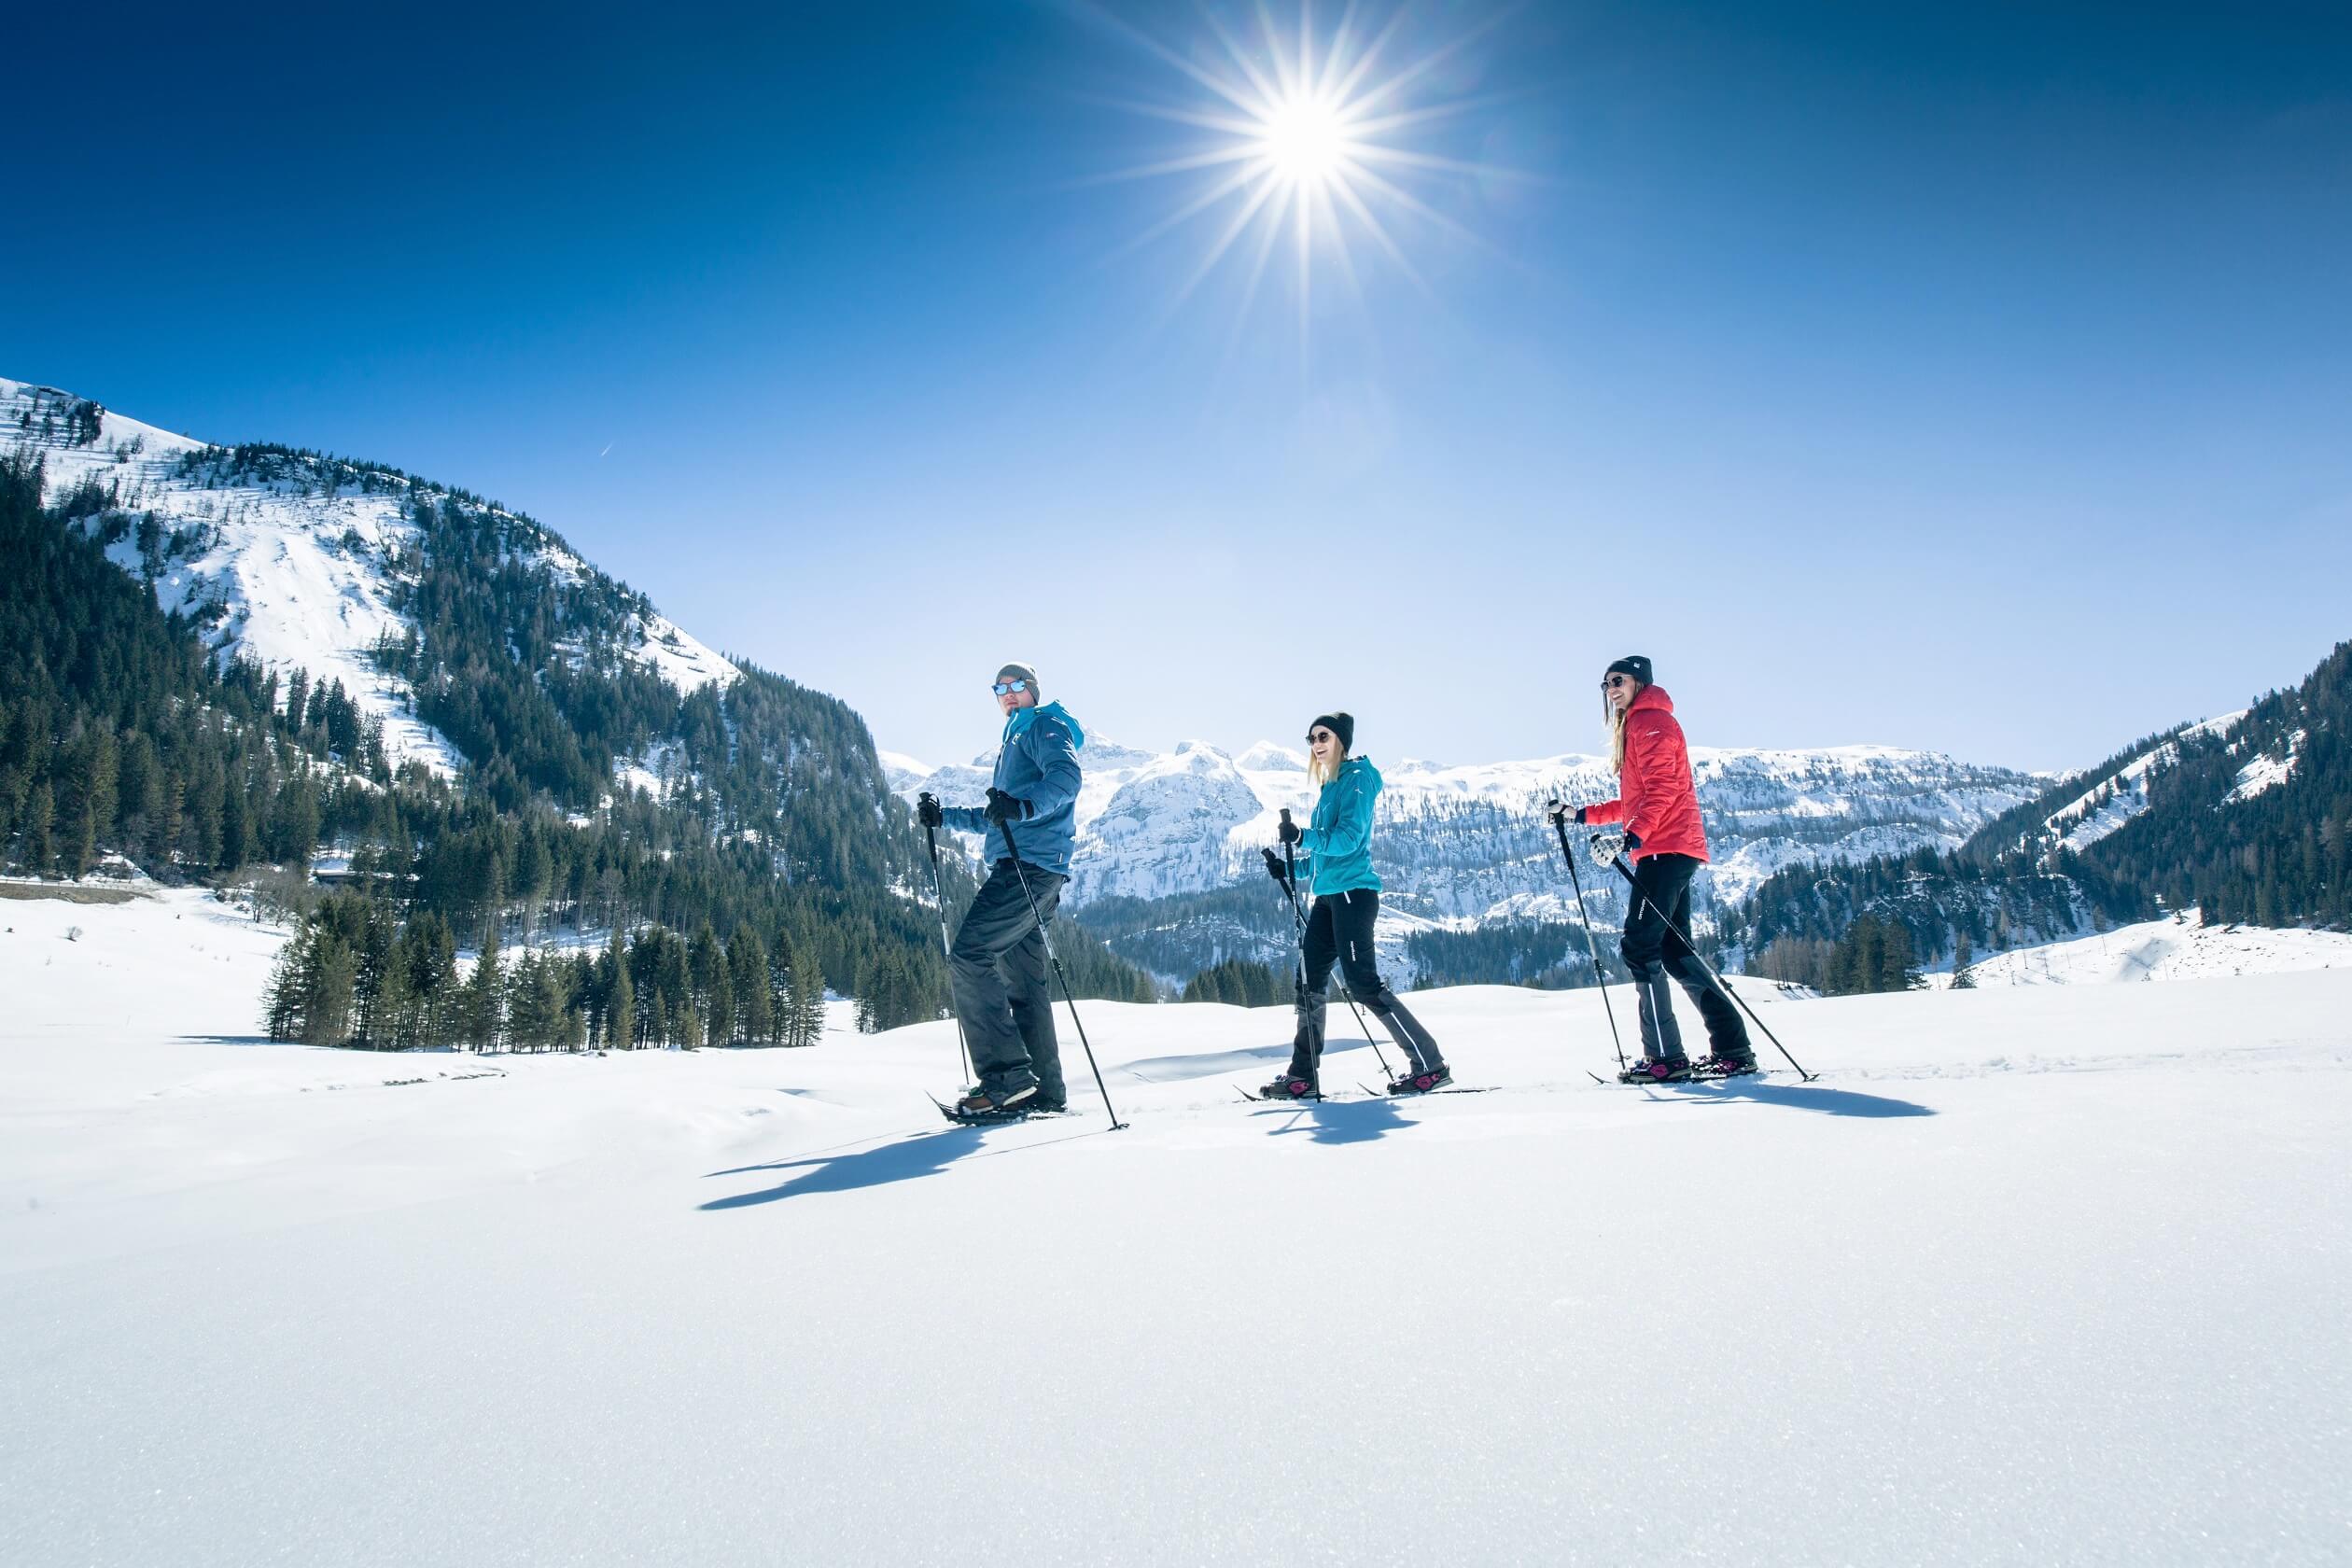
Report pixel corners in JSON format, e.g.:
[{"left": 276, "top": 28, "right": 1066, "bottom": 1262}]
[
  {"left": 1618, "top": 851, "right": 1748, "bottom": 1062},
  {"left": 1291, "top": 888, "right": 1443, "bottom": 1076},
  {"left": 949, "top": 859, "right": 1067, "bottom": 1103}
]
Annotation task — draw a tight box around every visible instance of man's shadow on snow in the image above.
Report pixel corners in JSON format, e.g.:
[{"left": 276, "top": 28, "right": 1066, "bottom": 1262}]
[
  {"left": 699, "top": 1126, "right": 990, "bottom": 1210},
  {"left": 1256, "top": 1095, "right": 1409, "bottom": 1145},
  {"left": 1648, "top": 1077, "right": 1933, "bottom": 1119}
]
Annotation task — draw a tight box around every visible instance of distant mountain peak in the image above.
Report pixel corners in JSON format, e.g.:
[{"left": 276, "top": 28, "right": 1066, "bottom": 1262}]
[{"left": 7, "top": 374, "right": 740, "bottom": 784}]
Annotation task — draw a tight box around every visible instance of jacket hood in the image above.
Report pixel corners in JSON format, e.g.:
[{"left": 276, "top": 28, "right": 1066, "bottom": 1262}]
[
  {"left": 1004, "top": 699, "right": 1085, "bottom": 750},
  {"left": 1340, "top": 755, "right": 1381, "bottom": 787},
  {"left": 1628, "top": 685, "right": 1674, "bottom": 718}
]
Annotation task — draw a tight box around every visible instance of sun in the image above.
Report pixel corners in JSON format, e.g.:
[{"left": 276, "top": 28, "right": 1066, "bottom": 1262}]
[
  {"left": 1257, "top": 93, "right": 1354, "bottom": 188},
  {"left": 1088, "top": 2, "right": 1516, "bottom": 339}
]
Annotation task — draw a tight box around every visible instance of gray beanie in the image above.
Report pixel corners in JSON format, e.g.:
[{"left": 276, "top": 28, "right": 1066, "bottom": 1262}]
[{"left": 995, "top": 661, "right": 1040, "bottom": 693}]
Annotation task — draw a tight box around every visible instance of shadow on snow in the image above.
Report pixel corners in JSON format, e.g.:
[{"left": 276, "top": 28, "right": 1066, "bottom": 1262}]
[
  {"left": 1651, "top": 1077, "right": 1935, "bottom": 1118},
  {"left": 1123, "top": 1035, "right": 1384, "bottom": 1085},
  {"left": 1255, "top": 1095, "right": 1410, "bottom": 1145},
  {"left": 699, "top": 1126, "right": 987, "bottom": 1210}
]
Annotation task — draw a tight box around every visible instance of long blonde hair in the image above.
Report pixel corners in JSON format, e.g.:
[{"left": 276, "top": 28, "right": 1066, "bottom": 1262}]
[
  {"left": 1309, "top": 745, "right": 1347, "bottom": 788},
  {"left": 1606, "top": 684, "right": 1645, "bottom": 774}
]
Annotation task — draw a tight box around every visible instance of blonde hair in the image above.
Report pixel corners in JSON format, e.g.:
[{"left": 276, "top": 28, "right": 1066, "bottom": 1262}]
[
  {"left": 1606, "top": 682, "right": 1645, "bottom": 774},
  {"left": 1309, "top": 746, "right": 1347, "bottom": 788}
]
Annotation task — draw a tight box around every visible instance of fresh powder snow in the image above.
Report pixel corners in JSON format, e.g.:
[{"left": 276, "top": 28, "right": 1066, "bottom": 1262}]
[{"left": 3, "top": 883, "right": 2345, "bottom": 1565}]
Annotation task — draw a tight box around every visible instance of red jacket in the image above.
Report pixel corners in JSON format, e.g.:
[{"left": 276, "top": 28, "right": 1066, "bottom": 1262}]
[{"left": 1584, "top": 685, "right": 1709, "bottom": 863}]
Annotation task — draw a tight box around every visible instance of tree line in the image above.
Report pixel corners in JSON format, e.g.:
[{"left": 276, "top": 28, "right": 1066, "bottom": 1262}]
[{"left": 266, "top": 892, "right": 834, "bottom": 1051}]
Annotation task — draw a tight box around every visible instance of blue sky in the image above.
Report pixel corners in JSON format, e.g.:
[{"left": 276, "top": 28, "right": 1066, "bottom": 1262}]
[{"left": 6, "top": 0, "right": 2348, "bottom": 773}]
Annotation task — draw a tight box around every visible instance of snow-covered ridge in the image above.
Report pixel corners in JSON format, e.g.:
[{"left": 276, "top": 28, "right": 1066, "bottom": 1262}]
[
  {"left": 5, "top": 376, "right": 738, "bottom": 782},
  {"left": 2041, "top": 711, "right": 2245, "bottom": 854},
  {"left": 2224, "top": 727, "right": 2303, "bottom": 804}
]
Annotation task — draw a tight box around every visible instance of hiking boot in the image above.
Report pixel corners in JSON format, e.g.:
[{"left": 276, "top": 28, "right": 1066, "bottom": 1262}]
[
  {"left": 1255, "top": 1072, "right": 1319, "bottom": 1100},
  {"left": 953, "top": 1084, "right": 1036, "bottom": 1117},
  {"left": 1618, "top": 1056, "right": 1692, "bottom": 1084},
  {"left": 1694, "top": 1051, "right": 1759, "bottom": 1078},
  {"left": 1387, "top": 1064, "right": 1453, "bottom": 1094}
]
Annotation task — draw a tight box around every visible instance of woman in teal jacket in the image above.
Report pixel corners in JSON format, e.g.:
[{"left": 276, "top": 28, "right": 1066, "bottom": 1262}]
[{"left": 1257, "top": 711, "right": 1449, "bottom": 1098}]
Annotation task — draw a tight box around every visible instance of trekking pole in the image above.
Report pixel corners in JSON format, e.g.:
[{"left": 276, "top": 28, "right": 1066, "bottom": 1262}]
[
  {"left": 999, "top": 814, "right": 1128, "bottom": 1131},
  {"left": 1547, "top": 803, "right": 1627, "bottom": 1071},
  {"left": 923, "top": 819, "right": 974, "bottom": 1085},
  {"left": 1281, "top": 808, "right": 1393, "bottom": 1079},
  {"left": 1600, "top": 841, "right": 1815, "bottom": 1082}
]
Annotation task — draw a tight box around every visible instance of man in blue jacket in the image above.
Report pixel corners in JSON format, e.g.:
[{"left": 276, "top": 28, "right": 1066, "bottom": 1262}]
[{"left": 917, "top": 662, "right": 1085, "bottom": 1117}]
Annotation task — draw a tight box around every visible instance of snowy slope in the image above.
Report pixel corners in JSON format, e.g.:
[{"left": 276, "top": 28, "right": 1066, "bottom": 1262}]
[
  {"left": 4, "top": 377, "right": 736, "bottom": 781},
  {"left": 3, "top": 884, "right": 2346, "bottom": 1564},
  {"left": 2042, "top": 711, "right": 2244, "bottom": 853},
  {"left": 1944, "top": 909, "right": 2352, "bottom": 987}
]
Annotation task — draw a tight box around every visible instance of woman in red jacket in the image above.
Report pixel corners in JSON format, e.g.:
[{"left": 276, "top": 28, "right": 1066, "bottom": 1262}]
[{"left": 1554, "top": 656, "right": 1756, "bottom": 1082}]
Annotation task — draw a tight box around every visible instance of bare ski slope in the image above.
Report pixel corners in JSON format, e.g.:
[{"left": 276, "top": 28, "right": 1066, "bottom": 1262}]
[{"left": 3, "top": 890, "right": 2346, "bottom": 1565}]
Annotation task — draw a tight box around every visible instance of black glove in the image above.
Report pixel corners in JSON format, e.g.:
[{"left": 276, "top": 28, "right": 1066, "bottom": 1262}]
[
  {"left": 1261, "top": 847, "right": 1293, "bottom": 887},
  {"left": 916, "top": 791, "right": 943, "bottom": 829},
  {"left": 1276, "top": 814, "right": 1302, "bottom": 846},
  {"left": 983, "top": 788, "right": 1032, "bottom": 827},
  {"left": 1622, "top": 830, "right": 1642, "bottom": 852}
]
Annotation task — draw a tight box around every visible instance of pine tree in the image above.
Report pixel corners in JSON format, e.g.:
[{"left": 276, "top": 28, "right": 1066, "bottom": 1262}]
[
  {"left": 606, "top": 928, "right": 634, "bottom": 1049},
  {"left": 1876, "top": 919, "right": 1919, "bottom": 992},
  {"left": 1950, "top": 930, "right": 1976, "bottom": 989},
  {"left": 301, "top": 931, "right": 357, "bottom": 1046},
  {"left": 21, "top": 779, "right": 53, "bottom": 875},
  {"left": 264, "top": 930, "right": 309, "bottom": 1042},
  {"left": 786, "top": 942, "right": 827, "bottom": 1047},
  {"left": 460, "top": 930, "right": 505, "bottom": 1051},
  {"left": 730, "top": 928, "right": 773, "bottom": 1043},
  {"left": 406, "top": 913, "right": 459, "bottom": 1048},
  {"left": 506, "top": 949, "right": 546, "bottom": 1050}
]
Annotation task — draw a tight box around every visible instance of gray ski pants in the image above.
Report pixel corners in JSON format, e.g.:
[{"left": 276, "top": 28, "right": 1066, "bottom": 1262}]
[{"left": 949, "top": 858, "right": 1068, "bottom": 1103}]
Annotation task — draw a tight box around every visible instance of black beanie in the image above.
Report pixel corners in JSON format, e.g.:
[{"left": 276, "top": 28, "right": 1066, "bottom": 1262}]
[
  {"left": 1307, "top": 711, "right": 1355, "bottom": 752},
  {"left": 1604, "top": 655, "right": 1653, "bottom": 688}
]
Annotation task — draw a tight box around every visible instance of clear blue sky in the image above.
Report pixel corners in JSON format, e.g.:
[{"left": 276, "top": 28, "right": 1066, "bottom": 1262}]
[{"left": 6, "top": 0, "right": 2348, "bottom": 773}]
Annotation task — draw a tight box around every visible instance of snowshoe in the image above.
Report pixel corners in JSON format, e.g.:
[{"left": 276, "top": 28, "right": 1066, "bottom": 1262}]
[
  {"left": 1693, "top": 1051, "right": 1759, "bottom": 1079},
  {"left": 1253, "top": 1073, "right": 1320, "bottom": 1100},
  {"left": 1386, "top": 1064, "right": 1453, "bottom": 1095},
  {"left": 945, "top": 1085, "right": 1036, "bottom": 1122},
  {"left": 1617, "top": 1056, "right": 1692, "bottom": 1085}
]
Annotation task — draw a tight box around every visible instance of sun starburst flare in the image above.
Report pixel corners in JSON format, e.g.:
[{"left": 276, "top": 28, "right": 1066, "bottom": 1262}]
[{"left": 1087, "top": 2, "right": 1522, "bottom": 345}]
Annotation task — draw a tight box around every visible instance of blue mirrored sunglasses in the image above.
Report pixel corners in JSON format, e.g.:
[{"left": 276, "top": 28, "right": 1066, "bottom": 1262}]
[{"left": 991, "top": 679, "right": 1030, "bottom": 696}]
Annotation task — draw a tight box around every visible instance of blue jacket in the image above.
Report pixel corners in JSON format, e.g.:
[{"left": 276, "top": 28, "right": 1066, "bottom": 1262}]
[
  {"left": 941, "top": 701, "right": 1085, "bottom": 876},
  {"left": 1295, "top": 756, "right": 1383, "bottom": 897}
]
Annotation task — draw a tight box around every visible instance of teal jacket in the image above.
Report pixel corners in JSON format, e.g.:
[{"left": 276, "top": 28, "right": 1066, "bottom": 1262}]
[{"left": 1295, "top": 756, "right": 1383, "bottom": 897}]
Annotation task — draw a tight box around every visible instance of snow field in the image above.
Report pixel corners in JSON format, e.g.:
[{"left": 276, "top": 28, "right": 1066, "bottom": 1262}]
[
  {"left": 3, "top": 888, "right": 2347, "bottom": 1564},
  {"left": 1945, "top": 911, "right": 2352, "bottom": 987}
]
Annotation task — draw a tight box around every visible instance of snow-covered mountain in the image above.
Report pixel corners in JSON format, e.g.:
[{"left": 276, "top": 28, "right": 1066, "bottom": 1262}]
[
  {"left": 5, "top": 377, "right": 736, "bottom": 792},
  {"left": 888, "top": 733, "right": 2045, "bottom": 981}
]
